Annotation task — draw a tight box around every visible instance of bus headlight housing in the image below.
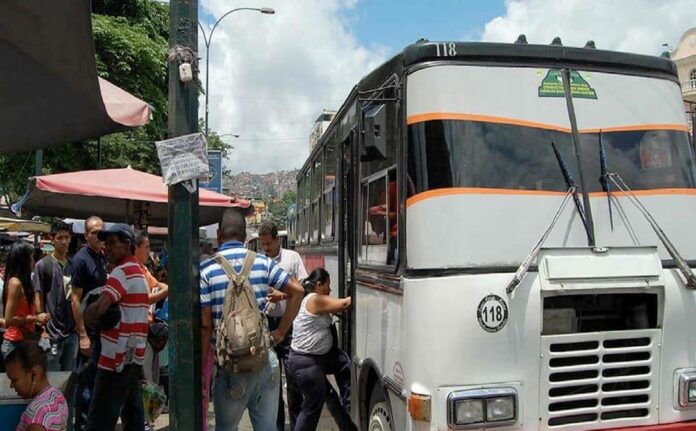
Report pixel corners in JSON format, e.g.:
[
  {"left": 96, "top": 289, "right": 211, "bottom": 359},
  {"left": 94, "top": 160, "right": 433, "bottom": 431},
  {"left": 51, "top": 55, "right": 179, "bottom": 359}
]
[
  {"left": 448, "top": 388, "right": 517, "bottom": 428},
  {"left": 677, "top": 370, "right": 696, "bottom": 407}
]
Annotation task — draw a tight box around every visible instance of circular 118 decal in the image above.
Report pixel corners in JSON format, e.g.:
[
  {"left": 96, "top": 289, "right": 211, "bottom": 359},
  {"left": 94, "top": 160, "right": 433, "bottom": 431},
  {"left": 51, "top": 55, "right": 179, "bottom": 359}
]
[{"left": 476, "top": 294, "right": 509, "bottom": 333}]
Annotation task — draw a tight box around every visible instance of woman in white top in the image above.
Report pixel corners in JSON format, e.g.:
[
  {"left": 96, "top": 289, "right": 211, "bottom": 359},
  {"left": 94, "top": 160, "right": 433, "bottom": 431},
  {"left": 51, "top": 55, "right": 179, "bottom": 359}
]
[{"left": 288, "top": 268, "right": 354, "bottom": 431}]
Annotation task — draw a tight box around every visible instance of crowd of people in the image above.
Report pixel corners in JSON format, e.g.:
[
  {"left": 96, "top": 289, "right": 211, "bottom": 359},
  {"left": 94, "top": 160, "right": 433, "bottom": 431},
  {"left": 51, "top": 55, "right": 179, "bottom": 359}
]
[
  {"left": 200, "top": 213, "right": 355, "bottom": 431},
  {"left": 0, "top": 210, "right": 353, "bottom": 431},
  {"left": 0, "top": 216, "right": 169, "bottom": 431}
]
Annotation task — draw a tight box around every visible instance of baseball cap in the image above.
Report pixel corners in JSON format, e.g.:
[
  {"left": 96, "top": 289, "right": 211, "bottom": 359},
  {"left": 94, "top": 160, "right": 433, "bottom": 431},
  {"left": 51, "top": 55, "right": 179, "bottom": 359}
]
[{"left": 97, "top": 223, "right": 136, "bottom": 242}]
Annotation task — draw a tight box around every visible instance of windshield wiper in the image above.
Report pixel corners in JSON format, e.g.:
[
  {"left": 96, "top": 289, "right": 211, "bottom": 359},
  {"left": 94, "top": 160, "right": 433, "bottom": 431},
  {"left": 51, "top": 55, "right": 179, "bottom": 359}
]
[
  {"left": 598, "top": 130, "right": 614, "bottom": 230},
  {"left": 608, "top": 172, "right": 696, "bottom": 289},
  {"left": 506, "top": 141, "right": 594, "bottom": 294},
  {"left": 552, "top": 141, "right": 593, "bottom": 244},
  {"left": 562, "top": 68, "right": 596, "bottom": 246},
  {"left": 506, "top": 186, "right": 575, "bottom": 294}
]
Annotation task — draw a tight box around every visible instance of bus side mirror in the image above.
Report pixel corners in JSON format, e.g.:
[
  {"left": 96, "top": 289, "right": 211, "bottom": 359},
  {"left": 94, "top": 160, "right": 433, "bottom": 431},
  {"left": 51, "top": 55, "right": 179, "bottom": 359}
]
[{"left": 361, "top": 104, "right": 387, "bottom": 161}]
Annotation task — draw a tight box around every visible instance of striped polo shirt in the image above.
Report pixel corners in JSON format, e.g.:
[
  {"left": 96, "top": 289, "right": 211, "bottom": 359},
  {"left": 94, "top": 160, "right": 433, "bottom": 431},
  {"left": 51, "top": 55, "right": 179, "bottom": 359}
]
[
  {"left": 200, "top": 241, "right": 289, "bottom": 329},
  {"left": 99, "top": 256, "right": 149, "bottom": 372}
]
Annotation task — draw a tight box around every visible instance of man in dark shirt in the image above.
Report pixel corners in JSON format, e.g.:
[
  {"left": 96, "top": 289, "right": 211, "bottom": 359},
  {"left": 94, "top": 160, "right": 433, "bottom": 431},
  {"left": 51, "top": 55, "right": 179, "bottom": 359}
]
[
  {"left": 71, "top": 215, "right": 107, "bottom": 431},
  {"left": 34, "top": 221, "right": 76, "bottom": 371}
]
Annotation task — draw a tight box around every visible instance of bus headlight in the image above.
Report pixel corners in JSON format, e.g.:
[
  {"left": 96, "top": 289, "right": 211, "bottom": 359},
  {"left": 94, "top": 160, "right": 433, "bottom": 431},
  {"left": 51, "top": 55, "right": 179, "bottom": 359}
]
[
  {"left": 678, "top": 370, "right": 696, "bottom": 407},
  {"left": 486, "top": 395, "right": 516, "bottom": 422},
  {"left": 448, "top": 388, "right": 517, "bottom": 428},
  {"left": 453, "top": 398, "right": 484, "bottom": 425}
]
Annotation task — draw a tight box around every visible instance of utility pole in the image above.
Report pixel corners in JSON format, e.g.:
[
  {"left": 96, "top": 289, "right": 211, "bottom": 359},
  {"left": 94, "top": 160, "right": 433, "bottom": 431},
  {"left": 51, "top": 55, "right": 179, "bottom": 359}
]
[{"left": 167, "top": 1, "right": 202, "bottom": 430}]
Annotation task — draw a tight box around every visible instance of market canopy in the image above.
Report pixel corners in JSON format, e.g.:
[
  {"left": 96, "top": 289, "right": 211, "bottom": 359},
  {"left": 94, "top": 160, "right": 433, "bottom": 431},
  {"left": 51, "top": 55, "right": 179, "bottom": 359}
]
[
  {"left": 0, "top": 217, "right": 50, "bottom": 233},
  {"left": 14, "top": 167, "right": 251, "bottom": 226},
  {"left": 0, "top": 1, "right": 151, "bottom": 154}
]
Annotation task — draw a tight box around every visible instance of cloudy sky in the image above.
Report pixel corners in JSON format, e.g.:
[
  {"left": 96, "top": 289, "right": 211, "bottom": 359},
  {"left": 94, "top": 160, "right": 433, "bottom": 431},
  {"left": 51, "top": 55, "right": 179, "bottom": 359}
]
[{"left": 198, "top": 0, "right": 696, "bottom": 174}]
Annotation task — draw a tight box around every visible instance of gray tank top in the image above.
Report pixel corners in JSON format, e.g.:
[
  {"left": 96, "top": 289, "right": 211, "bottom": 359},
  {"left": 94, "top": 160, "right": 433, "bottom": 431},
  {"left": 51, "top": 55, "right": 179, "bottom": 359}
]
[{"left": 291, "top": 293, "right": 333, "bottom": 355}]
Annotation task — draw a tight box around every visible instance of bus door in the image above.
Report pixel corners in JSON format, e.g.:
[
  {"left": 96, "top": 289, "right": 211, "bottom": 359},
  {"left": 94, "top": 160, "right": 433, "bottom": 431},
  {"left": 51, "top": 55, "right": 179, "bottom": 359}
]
[{"left": 338, "top": 128, "right": 358, "bottom": 356}]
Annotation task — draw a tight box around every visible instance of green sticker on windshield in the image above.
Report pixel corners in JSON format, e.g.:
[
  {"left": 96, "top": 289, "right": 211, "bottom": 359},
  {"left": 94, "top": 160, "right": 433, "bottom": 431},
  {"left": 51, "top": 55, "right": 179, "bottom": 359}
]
[{"left": 538, "top": 69, "right": 597, "bottom": 99}]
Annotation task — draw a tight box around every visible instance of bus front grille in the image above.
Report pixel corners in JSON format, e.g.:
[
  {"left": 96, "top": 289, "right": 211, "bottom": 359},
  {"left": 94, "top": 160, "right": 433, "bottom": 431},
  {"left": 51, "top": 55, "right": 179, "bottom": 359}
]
[{"left": 540, "top": 329, "right": 660, "bottom": 430}]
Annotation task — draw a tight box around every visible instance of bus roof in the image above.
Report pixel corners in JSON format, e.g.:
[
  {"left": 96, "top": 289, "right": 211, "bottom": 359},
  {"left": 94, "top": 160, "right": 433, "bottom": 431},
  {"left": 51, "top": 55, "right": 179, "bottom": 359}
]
[{"left": 358, "top": 40, "right": 678, "bottom": 92}]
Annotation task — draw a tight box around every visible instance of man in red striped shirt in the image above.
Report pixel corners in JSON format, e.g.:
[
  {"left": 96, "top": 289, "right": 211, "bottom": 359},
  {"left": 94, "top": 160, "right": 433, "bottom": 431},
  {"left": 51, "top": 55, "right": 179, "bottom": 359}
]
[{"left": 84, "top": 223, "right": 149, "bottom": 431}]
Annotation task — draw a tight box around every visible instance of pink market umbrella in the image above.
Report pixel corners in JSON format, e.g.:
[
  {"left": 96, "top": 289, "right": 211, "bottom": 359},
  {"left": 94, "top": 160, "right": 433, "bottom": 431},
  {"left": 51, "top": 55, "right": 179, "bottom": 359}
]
[
  {"left": 15, "top": 167, "right": 251, "bottom": 226},
  {"left": 99, "top": 78, "right": 152, "bottom": 127}
]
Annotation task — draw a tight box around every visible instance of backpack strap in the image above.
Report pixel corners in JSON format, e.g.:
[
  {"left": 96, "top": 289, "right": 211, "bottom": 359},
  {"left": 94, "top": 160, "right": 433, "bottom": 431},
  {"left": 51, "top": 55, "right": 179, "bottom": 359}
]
[
  {"left": 214, "top": 251, "right": 257, "bottom": 287},
  {"left": 214, "top": 252, "right": 258, "bottom": 316}
]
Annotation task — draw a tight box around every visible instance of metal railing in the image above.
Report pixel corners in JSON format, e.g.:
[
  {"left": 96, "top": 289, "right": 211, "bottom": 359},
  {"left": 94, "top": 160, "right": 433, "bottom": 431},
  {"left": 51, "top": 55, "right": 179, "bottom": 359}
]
[{"left": 682, "top": 79, "right": 696, "bottom": 92}]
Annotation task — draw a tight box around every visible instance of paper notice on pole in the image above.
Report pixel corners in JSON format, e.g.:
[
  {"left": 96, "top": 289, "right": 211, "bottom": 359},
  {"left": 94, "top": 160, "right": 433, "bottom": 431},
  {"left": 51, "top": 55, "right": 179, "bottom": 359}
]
[{"left": 155, "top": 133, "right": 210, "bottom": 187}]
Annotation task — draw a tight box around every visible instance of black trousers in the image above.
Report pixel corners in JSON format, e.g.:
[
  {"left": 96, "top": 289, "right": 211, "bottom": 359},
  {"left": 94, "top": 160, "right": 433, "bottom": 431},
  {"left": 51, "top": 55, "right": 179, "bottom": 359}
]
[
  {"left": 288, "top": 347, "right": 353, "bottom": 431},
  {"left": 269, "top": 316, "right": 302, "bottom": 431},
  {"left": 84, "top": 364, "right": 145, "bottom": 431},
  {"left": 75, "top": 333, "right": 100, "bottom": 431}
]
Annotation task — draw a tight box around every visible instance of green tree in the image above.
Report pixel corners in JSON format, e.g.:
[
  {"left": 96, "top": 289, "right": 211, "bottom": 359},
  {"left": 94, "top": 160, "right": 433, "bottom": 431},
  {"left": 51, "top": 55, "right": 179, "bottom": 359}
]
[
  {"left": 266, "top": 189, "right": 297, "bottom": 229},
  {"left": 0, "top": 0, "right": 233, "bottom": 206}
]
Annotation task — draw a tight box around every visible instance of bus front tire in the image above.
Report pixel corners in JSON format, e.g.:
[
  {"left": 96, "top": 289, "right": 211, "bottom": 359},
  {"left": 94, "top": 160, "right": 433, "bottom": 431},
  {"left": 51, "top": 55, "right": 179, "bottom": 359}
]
[{"left": 367, "top": 385, "right": 392, "bottom": 431}]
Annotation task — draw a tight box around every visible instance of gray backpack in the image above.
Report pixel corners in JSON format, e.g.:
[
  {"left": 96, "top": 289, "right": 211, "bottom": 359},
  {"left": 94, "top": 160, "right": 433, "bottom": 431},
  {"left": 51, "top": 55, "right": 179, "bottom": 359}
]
[{"left": 214, "top": 252, "right": 270, "bottom": 373}]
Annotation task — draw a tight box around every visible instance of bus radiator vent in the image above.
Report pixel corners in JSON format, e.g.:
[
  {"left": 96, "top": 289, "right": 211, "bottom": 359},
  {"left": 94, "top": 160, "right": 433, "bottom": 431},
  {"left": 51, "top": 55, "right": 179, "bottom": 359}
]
[{"left": 539, "top": 329, "right": 660, "bottom": 430}]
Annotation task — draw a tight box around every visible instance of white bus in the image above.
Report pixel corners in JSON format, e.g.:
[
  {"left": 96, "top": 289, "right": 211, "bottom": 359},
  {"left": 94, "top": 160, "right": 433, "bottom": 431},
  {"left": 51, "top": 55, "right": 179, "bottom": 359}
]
[{"left": 295, "top": 38, "right": 696, "bottom": 431}]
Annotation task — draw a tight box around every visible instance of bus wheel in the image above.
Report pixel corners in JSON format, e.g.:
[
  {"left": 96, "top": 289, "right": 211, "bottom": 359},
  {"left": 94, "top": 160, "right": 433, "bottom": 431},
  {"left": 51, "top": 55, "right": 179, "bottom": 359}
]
[{"left": 368, "top": 385, "right": 392, "bottom": 431}]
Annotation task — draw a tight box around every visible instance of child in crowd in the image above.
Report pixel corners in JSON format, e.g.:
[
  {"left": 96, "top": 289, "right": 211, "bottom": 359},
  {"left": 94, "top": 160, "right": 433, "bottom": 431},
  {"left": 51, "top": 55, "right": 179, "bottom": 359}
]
[{"left": 6, "top": 340, "right": 68, "bottom": 431}]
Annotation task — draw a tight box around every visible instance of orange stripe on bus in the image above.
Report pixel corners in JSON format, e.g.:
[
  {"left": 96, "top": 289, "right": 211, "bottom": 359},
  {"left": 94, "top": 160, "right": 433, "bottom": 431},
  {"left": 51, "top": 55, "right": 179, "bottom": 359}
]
[
  {"left": 406, "top": 112, "right": 688, "bottom": 134},
  {"left": 581, "top": 124, "right": 689, "bottom": 133},
  {"left": 406, "top": 187, "right": 696, "bottom": 207},
  {"left": 406, "top": 113, "right": 571, "bottom": 132}
]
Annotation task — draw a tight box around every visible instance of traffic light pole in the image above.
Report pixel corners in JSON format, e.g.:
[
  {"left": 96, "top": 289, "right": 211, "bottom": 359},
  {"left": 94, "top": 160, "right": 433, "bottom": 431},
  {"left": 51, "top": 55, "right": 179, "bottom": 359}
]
[{"left": 167, "top": 1, "right": 202, "bottom": 430}]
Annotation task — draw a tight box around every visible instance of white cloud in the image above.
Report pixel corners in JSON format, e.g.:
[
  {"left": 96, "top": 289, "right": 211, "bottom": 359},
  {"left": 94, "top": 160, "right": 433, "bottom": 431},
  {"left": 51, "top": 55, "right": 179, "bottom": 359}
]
[
  {"left": 199, "top": 0, "right": 387, "bottom": 174},
  {"left": 481, "top": 0, "right": 696, "bottom": 55}
]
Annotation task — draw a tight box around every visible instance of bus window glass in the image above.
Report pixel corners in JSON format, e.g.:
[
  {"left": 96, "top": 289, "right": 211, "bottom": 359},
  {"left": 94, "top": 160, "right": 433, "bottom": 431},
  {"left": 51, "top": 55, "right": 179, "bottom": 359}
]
[
  {"left": 323, "top": 143, "right": 336, "bottom": 240},
  {"left": 407, "top": 120, "right": 696, "bottom": 193},
  {"left": 360, "top": 176, "right": 388, "bottom": 264},
  {"left": 387, "top": 168, "right": 397, "bottom": 264}
]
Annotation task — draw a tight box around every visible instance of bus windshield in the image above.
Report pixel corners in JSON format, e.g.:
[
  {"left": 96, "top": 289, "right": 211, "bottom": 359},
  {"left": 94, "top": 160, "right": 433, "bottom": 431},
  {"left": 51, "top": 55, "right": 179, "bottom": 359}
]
[{"left": 407, "top": 120, "right": 696, "bottom": 193}]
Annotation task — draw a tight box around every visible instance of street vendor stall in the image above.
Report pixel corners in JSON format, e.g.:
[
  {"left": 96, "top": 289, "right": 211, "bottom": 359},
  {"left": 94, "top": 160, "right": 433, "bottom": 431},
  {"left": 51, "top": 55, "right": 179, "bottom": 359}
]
[{"left": 14, "top": 167, "right": 251, "bottom": 226}]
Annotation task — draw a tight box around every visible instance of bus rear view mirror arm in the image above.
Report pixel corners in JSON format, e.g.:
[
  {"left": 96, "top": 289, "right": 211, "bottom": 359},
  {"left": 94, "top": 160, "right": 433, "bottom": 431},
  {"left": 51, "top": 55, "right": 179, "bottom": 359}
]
[{"left": 608, "top": 172, "right": 696, "bottom": 290}]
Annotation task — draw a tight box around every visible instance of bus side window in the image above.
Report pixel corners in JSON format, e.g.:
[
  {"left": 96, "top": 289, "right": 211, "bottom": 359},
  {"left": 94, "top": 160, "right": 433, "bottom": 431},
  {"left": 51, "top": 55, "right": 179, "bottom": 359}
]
[{"left": 360, "top": 174, "right": 390, "bottom": 265}]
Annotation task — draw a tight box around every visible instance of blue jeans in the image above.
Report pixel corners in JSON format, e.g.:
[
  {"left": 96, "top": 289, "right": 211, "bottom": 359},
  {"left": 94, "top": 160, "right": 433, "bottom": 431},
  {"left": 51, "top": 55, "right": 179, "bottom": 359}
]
[
  {"left": 48, "top": 334, "right": 78, "bottom": 372},
  {"left": 84, "top": 364, "right": 145, "bottom": 431},
  {"left": 213, "top": 349, "right": 280, "bottom": 431}
]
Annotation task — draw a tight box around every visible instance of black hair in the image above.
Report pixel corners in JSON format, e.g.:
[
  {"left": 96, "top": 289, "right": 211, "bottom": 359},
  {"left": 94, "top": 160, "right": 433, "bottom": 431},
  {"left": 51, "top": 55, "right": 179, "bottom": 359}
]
[
  {"left": 134, "top": 230, "right": 149, "bottom": 247},
  {"left": 3, "top": 242, "right": 35, "bottom": 310},
  {"left": 302, "top": 267, "right": 330, "bottom": 293},
  {"left": 219, "top": 209, "right": 246, "bottom": 242},
  {"left": 5, "top": 339, "right": 48, "bottom": 373},
  {"left": 52, "top": 220, "right": 72, "bottom": 236},
  {"left": 258, "top": 221, "right": 278, "bottom": 239}
]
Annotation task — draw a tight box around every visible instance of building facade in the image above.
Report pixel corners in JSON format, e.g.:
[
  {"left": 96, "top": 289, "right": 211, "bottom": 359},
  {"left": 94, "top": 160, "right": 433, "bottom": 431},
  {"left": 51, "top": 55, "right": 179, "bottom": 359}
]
[{"left": 672, "top": 28, "right": 696, "bottom": 133}]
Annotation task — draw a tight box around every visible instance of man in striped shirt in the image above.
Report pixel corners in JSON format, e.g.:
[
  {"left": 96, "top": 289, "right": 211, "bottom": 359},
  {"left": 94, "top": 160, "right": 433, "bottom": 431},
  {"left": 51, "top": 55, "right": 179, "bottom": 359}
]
[
  {"left": 84, "top": 223, "right": 149, "bottom": 431},
  {"left": 200, "top": 209, "right": 304, "bottom": 430}
]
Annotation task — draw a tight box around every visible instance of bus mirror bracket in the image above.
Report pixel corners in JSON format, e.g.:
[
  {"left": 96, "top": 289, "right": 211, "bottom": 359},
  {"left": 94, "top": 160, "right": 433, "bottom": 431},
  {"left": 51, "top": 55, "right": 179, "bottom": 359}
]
[{"left": 360, "top": 104, "right": 387, "bottom": 162}]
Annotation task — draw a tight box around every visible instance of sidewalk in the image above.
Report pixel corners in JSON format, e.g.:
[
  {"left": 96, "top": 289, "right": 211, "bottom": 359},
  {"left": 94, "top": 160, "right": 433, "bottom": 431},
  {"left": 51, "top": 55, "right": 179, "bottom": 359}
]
[{"left": 146, "top": 402, "right": 340, "bottom": 430}]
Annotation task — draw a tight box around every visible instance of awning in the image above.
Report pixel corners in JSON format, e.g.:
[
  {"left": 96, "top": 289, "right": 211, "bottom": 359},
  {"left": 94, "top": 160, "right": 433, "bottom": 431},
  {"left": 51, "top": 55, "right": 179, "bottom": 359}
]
[
  {"left": 0, "top": 1, "right": 151, "bottom": 154},
  {"left": 0, "top": 217, "right": 50, "bottom": 233},
  {"left": 15, "top": 167, "right": 252, "bottom": 226}
]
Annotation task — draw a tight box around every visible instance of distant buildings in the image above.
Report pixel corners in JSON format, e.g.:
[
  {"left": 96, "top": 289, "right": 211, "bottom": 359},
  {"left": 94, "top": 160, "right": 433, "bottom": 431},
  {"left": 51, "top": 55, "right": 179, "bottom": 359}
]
[
  {"left": 309, "top": 110, "right": 336, "bottom": 150},
  {"left": 671, "top": 28, "right": 696, "bottom": 133}
]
